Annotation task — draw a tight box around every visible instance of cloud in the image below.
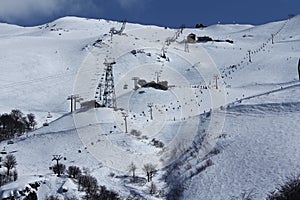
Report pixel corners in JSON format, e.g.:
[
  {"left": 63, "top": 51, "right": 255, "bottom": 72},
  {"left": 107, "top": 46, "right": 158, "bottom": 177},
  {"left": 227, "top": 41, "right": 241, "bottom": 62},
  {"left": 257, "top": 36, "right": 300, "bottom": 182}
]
[
  {"left": 0, "top": 0, "right": 102, "bottom": 25},
  {"left": 0, "top": 0, "right": 149, "bottom": 26},
  {"left": 0, "top": 0, "right": 59, "bottom": 24}
]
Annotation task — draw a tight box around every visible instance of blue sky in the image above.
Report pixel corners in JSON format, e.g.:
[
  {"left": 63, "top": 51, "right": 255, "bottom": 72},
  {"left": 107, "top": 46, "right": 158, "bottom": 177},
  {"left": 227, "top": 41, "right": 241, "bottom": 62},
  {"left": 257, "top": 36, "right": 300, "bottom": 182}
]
[{"left": 0, "top": 0, "right": 299, "bottom": 27}]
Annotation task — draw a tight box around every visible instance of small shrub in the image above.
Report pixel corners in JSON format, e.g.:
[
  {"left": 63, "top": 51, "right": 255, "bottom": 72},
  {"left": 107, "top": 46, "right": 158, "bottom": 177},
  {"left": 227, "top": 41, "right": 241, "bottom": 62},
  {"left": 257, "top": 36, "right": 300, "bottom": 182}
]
[
  {"left": 78, "top": 174, "right": 98, "bottom": 195},
  {"left": 267, "top": 174, "right": 300, "bottom": 200},
  {"left": 168, "top": 184, "right": 184, "bottom": 200},
  {"left": 45, "top": 195, "right": 59, "bottom": 200},
  {"left": 149, "top": 182, "right": 157, "bottom": 195},
  {"left": 26, "top": 191, "right": 38, "bottom": 200},
  {"left": 196, "top": 159, "right": 213, "bottom": 174},
  {"left": 0, "top": 173, "right": 6, "bottom": 187},
  {"left": 13, "top": 170, "right": 18, "bottom": 181},
  {"left": 97, "top": 185, "right": 120, "bottom": 199},
  {"left": 64, "top": 196, "right": 79, "bottom": 200},
  {"left": 130, "top": 129, "right": 142, "bottom": 137},
  {"left": 151, "top": 138, "right": 164, "bottom": 148},
  {"left": 209, "top": 148, "right": 221, "bottom": 156},
  {"left": 109, "top": 172, "right": 115, "bottom": 178},
  {"left": 231, "top": 189, "right": 256, "bottom": 200}
]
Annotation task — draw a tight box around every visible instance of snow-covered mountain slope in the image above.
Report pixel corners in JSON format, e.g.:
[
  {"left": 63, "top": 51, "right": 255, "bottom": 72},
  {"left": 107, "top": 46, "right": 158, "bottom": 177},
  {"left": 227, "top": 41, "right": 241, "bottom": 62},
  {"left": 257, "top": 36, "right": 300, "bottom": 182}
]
[
  {"left": 0, "top": 15, "right": 299, "bottom": 199},
  {"left": 0, "top": 17, "right": 126, "bottom": 123},
  {"left": 174, "top": 85, "right": 300, "bottom": 199}
]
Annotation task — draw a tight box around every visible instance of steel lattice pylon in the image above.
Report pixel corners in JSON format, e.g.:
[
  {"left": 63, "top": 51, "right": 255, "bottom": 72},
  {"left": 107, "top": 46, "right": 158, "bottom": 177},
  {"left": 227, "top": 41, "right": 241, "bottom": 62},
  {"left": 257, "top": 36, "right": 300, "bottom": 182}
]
[{"left": 101, "top": 59, "right": 116, "bottom": 108}]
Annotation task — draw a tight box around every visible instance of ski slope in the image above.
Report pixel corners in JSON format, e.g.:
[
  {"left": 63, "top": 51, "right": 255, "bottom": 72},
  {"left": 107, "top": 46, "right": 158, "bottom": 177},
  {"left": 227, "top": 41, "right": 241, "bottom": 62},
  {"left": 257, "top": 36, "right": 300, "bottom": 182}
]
[
  {"left": 182, "top": 85, "right": 300, "bottom": 199},
  {"left": 0, "top": 15, "right": 299, "bottom": 199}
]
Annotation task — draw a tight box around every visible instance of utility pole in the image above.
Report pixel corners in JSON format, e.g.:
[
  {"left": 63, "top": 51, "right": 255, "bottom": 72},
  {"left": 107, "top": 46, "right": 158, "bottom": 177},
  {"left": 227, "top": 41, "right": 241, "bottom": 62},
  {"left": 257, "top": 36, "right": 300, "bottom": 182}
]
[
  {"left": 155, "top": 72, "right": 160, "bottom": 83},
  {"left": 122, "top": 112, "right": 128, "bottom": 133},
  {"left": 298, "top": 58, "right": 300, "bottom": 81},
  {"left": 67, "top": 95, "right": 80, "bottom": 112},
  {"left": 213, "top": 75, "right": 219, "bottom": 90},
  {"left": 109, "top": 28, "right": 114, "bottom": 41},
  {"left": 132, "top": 77, "right": 139, "bottom": 90},
  {"left": 73, "top": 95, "right": 80, "bottom": 111},
  {"left": 161, "top": 47, "right": 167, "bottom": 58},
  {"left": 67, "top": 95, "right": 73, "bottom": 112},
  {"left": 52, "top": 155, "right": 63, "bottom": 177},
  {"left": 99, "top": 83, "right": 102, "bottom": 100},
  {"left": 184, "top": 40, "right": 189, "bottom": 52},
  {"left": 119, "top": 20, "right": 126, "bottom": 35},
  {"left": 75, "top": 97, "right": 83, "bottom": 110},
  {"left": 148, "top": 103, "right": 153, "bottom": 120},
  {"left": 248, "top": 50, "right": 252, "bottom": 63}
]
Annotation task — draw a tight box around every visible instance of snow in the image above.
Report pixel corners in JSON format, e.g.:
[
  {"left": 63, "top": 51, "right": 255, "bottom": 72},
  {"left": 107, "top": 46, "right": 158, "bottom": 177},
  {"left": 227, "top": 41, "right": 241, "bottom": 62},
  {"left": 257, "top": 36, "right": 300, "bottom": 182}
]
[
  {"left": 183, "top": 97, "right": 300, "bottom": 199},
  {"left": 0, "top": 14, "right": 299, "bottom": 199}
]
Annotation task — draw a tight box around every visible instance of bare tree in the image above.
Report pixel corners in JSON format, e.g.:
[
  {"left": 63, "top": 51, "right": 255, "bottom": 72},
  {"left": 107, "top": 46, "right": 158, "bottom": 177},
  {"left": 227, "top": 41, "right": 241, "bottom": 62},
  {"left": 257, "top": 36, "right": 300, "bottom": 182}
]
[
  {"left": 52, "top": 163, "right": 66, "bottom": 176},
  {"left": 67, "top": 165, "right": 82, "bottom": 179},
  {"left": 78, "top": 174, "right": 98, "bottom": 198},
  {"left": 143, "top": 163, "right": 157, "bottom": 182},
  {"left": 128, "top": 162, "right": 137, "bottom": 181},
  {"left": 0, "top": 173, "right": 5, "bottom": 187},
  {"left": 3, "top": 154, "right": 17, "bottom": 176},
  {"left": 27, "top": 113, "right": 37, "bottom": 130}
]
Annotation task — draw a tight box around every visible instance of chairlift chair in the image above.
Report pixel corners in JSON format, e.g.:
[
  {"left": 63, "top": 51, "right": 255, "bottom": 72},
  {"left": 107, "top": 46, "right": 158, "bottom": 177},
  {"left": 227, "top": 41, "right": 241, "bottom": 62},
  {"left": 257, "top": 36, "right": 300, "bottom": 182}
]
[
  {"left": 43, "top": 119, "right": 49, "bottom": 126},
  {"left": 47, "top": 112, "right": 52, "bottom": 118}
]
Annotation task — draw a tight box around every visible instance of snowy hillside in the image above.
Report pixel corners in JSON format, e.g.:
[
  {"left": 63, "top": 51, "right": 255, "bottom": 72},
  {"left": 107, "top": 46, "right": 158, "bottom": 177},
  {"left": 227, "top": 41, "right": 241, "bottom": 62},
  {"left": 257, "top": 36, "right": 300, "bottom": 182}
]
[{"left": 0, "top": 14, "right": 299, "bottom": 199}]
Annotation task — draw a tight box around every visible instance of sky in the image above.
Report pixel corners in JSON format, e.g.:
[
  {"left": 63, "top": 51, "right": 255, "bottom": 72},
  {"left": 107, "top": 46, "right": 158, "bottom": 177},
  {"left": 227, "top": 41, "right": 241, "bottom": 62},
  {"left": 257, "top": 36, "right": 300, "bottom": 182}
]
[{"left": 0, "top": 0, "right": 299, "bottom": 28}]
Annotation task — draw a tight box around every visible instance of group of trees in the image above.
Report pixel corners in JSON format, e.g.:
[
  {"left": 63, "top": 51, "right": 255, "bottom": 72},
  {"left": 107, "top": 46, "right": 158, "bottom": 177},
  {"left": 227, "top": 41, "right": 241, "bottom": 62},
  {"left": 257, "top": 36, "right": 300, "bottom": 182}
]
[
  {"left": 0, "top": 109, "right": 37, "bottom": 141},
  {"left": 128, "top": 162, "right": 161, "bottom": 196},
  {"left": 129, "top": 162, "right": 157, "bottom": 183},
  {"left": 76, "top": 167, "right": 119, "bottom": 199},
  {"left": 0, "top": 154, "right": 18, "bottom": 187},
  {"left": 51, "top": 161, "right": 119, "bottom": 199}
]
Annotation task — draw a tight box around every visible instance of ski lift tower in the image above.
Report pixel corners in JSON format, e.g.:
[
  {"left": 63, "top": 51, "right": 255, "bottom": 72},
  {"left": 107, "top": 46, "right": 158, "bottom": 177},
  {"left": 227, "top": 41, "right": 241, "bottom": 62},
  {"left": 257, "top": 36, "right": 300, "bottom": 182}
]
[
  {"left": 102, "top": 58, "right": 117, "bottom": 108},
  {"left": 184, "top": 39, "right": 189, "bottom": 52},
  {"left": 118, "top": 20, "right": 126, "bottom": 35}
]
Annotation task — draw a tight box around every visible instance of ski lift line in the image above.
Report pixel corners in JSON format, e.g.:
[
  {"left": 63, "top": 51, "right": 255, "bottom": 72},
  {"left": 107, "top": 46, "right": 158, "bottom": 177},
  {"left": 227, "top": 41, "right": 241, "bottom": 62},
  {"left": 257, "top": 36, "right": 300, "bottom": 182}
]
[
  {"left": 0, "top": 83, "right": 70, "bottom": 115},
  {"left": 0, "top": 76, "right": 73, "bottom": 94},
  {"left": 222, "top": 18, "right": 291, "bottom": 80},
  {"left": 0, "top": 65, "right": 103, "bottom": 91},
  {"left": 8, "top": 62, "right": 111, "bottom": 89},
  {"left": 24, "top": 98, "right": 69, "bottom": 115},
  {"left": 0, "top": 71, "right": 77, "bottom": 90}
]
